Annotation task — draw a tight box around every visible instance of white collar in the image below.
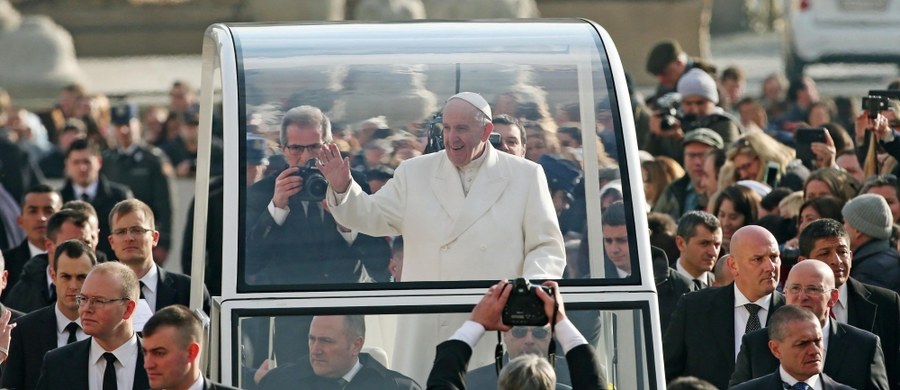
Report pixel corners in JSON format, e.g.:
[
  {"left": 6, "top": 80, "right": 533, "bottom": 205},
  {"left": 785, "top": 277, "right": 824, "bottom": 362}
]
[
  {"left": 779, "top": 365, "right": 822, "bottom": 390},
  {"left": 676, "top": 258, "right": 712, "bottom": 282},
  {"left": 455, "top": 144, "right": 489, "bottom": 174},
  {"left": 186, "top": 372, "right": 205, "bottom": 390},
  {"left": 28, "top": 241, "right": 46, "bottom": 258},
  {"left": 74, "top": 181, "right": 100, "bottom": 200},
  {"left": 837, "top": 284, "right": 848, "bottom": 310},
  {"left": 139, "top": 263, "right": 159, "bottom": 293},
  {"left": 342, "top": 359, "right": 363, "bottom": 383},
  {"left": 89, "top": 332, "right": 139, "bottom": 366},
  {"left": 733, "top": 284, "right": 773, "bottom": 310},
  {"left": 54, "top": 304, "right": 82, "bottom": 331}
]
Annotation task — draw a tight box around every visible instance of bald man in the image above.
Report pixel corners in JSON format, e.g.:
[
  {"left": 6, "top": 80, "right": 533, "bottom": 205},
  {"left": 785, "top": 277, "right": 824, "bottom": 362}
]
[
  {"left": 664, "top": 225, "right": 785, "bottom": 389},
  {"left": 730, "top": 260, "right": 888, "bottom": 389}
]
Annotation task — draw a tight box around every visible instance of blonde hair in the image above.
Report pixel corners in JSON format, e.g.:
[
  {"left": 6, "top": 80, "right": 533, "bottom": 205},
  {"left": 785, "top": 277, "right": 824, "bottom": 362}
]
[
  {"left": 498, "top": 354, "right": 555, "bottom": 390},
  {"left": 723, "top": 131, "right": 795, "bottom": 187}
]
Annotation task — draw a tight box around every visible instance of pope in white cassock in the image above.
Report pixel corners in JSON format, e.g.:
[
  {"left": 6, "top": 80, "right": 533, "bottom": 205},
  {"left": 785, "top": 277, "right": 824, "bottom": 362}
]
[{"left": 318, "top": 92, "right": 566, "bottom": 382}]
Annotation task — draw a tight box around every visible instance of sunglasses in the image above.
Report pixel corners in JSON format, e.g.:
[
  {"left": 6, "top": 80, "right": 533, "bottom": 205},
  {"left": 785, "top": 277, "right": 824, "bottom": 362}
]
[{"left": 510, "top": 327, "right": 549, "bottom": 339}]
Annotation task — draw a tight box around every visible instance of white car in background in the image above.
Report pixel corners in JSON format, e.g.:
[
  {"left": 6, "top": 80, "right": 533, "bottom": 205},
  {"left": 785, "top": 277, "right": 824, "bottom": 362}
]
[{"left": 783, "top": 0, "right": 900, "bottom": 80}]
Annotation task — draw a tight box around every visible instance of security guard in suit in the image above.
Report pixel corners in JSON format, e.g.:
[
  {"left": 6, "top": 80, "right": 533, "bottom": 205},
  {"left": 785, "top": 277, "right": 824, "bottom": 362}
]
[{"left": 101, "top": 102, "right": 175, "bottom": 264}]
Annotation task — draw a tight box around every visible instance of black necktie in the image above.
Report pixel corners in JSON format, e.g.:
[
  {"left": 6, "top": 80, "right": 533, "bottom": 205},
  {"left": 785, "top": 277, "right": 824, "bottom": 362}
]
[
  {"left": 80, "top": 193, "right": 91, "bottom": 202},
  {"left": 48, "top": 283, "right": 56, "bottom": 302},
  {"left": 744, "top": 303, "right": 762, "bottom": 333},
  {"left": 306, "top": 201, "right": 324, "bottom": 232},
  {"left": 692, "top": 279, "right": 703, "bottom": 289},
  {"left": 65, "top": 322, "right": 79, "bottom": 344},
  {"left": 139, "top": 281, "right": 146, "bottom": 300},
  {"left": 102, "top": 352, "right": 117, "bottom": 390}
]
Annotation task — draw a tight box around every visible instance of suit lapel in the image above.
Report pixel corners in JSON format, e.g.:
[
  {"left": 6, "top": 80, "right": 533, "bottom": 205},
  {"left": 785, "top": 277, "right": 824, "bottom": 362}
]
[
  {"left": 444, "top": 148, "right": 507, "bottom": 243},
  {"left": 42, "top": 306, "right": 60, "bottom": 351},
  {"left": 823, "top": 321, "right": 846, "bottom": 375},
  {"left": 767, "top": 292, "right": 786, "bottom": 321},
  {"left": 155, "top": 266, "right": 176, "bottom": 311},
  {"left": 846, "top": 278, "right": 877, "bottom": 331},
  {"left": 713, "top": 286, "right": 737, "bottom": 362},
  {"left": 133, "top": 337, "right": 149, "bottom": 390},
  {"left": 75, "top": 339, "right": 92, "bottom": 389}
]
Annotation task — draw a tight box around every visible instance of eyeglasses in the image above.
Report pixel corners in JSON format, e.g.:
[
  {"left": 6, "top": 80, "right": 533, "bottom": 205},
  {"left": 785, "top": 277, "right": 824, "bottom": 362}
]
[
  {"left": 75, "top": 295, "right": 129, "bottom": 308},
  {"left": 111, "top": 226, "right": 153, "bottom": 237},
  {"left": 283, "top": 143, "right": 323, "bottom": 155},
  {"left": 785, "top": 285, "right": 832, "bottom": 297},
  {"left": 510, "top": 327, "right": 549, "bottom": 339}
]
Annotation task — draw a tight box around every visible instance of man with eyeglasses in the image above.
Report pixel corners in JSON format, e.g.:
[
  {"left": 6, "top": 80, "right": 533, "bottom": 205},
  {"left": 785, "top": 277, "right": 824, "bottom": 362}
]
[
  {"left": 107, "top": 199, "right": 207, "bottom": 315},
  {"left": 729, "top": 260, "right": 888, "bottom": 389},
  {"left": 35, "top": 261, "right": 150, "bottom": 390},
  {"left": 245, "top": 105, "right": 386, "bottom": 286},
  {"left": 652, "top": 128, "right": 724, "bottom": 221},
  {"left": 6, "top": 209, "right": 94, "bottom": 313},
  {"left": 464, "top": 324, "right": 573, "bottom": 389},
  {"left": 797, "top": 218, "right": 900, "bottom": 388},
  {"left": 2, "top": 239, "right": 96, "bottom": 390}
]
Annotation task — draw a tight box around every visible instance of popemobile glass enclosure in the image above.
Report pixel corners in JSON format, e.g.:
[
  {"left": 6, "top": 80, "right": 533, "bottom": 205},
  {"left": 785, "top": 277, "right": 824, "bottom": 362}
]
[{"left": 190, "top": 19, "right": 665, "bottom": 389}]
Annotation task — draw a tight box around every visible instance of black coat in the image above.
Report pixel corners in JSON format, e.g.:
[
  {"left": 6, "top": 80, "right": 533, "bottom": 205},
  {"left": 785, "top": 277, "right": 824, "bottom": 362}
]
[
  {"left": 426, "top": 339, "right": 606, "bottom": 390},
  {"left": 259, "top": 353, "right": 420, "bottom": 390},
  {"left": 151, "top": 265, "right": 211, "bottom": 314},
  {"left": 730, "top": 370, "right": 853, "bottom": 390},
  {"left": 465, "top": 354, "right": 572, "bottom": 389},
  {"left": 60, "top": 176, "right": 133, "bottom": 257},
  {"left": 204, "top": 377, "right": 241, "bottom": 390},
  {"left": 245, "top": 170, "right": 388, "bottom": 286},
  {"left": 729, "top": 321, "right": 889, "bottom": 389},
  {"left": 2, "top": 239, "right": 35, "bottom": 291},
  {"left": 4, "top": 254, "right": 52, "bottom": 313},
  {"left": 851, "top": 239, "right": 900, "bottom": 295},
  {"left": 663, "top": 284, "right": 786, "bottom": 390},
  {"left": 846, "top": 277, "right": 900, "bottom": 389},
  {"left": 101, "top": 146, "right": 174, "bottom": 248},
  {"left": 34, "top": 337, "right": 150, "bottom": 390},
  {"left": 2, "top": 305, "right": 58, "bottom": 390}
]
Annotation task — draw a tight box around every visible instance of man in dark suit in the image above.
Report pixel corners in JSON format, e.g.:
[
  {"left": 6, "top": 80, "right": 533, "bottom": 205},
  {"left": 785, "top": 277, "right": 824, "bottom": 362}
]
[
  {"left": 797, "top": 218, "right": 900, "bottom": 388},
  {"left": 730, "top": 305, "right": 853, "bottom": 390},
  {"left": 1, "top": 185, "right": 62, "bottom": 291},
  {"left": 60, "top": 138, "right": 133, "bottom": 257},
  {"left": 35, "top": 262, "right": 149, "bottom": 390},
  {"left": 245, "top": 105, "right": 388, "bottom": 285},
  {"left": 101, "top": 102, "right": 174, "bottom": 265},
  {"left": 729, "top": 259, "right": 889, "bottom": 389},
  {"left": 426, "top": 280, "right": 606, "bottom": 390},
  {"left": 107, "top": 199, "right": 208, "bottom": 314},
  {"left": 259, "top": 314, "right": 420, "bottom": 390},
  {"left": 464, "top": 324, "right": 573, "bottom": 389},
  {"left": 142, "top": 305, "right": 238, "bottom": 390},
  {"left": 0, "top": 136, "right": 42, "bottom": 250},
  {"left": 5, "top": 208, "right": 95, "bottom": 313},
  {"left": 673, "top": 211, "right": 722, "bottom": 289},
  {"left": 2, "top": 239, "right": 96, "bottom": 390},
  {"left": 664, "top": 225, "right": 786, "bottom": 389}
]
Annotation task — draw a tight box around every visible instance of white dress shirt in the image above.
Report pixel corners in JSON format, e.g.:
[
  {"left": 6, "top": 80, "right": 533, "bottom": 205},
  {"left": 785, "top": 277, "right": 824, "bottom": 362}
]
[
  {"left": 54, "top": 305, "right": 87, "bottom": 348},
  {"left": 27, "top": 241, "right": 46, "bottom": 258},
  {"left": 675, "top": 259, "right": 713, "bottom": 288},
  {"left": 89, "top": 334, "right": 139, "bottom": 390},
  {"left": 779, "top": 365, "right": 822, "bottom": 390},
  {"left": 73, "top": 181, "right": 99, "bottom": 201},
  {"left": 187, "top": 373, "right": 205, "bottom": 390},
  {"left": 733, "top": 285, "right": 773, "bottom": 360},
  {"left": 139, "top": 264, "right": 159, "bottom": 311},
  {"left": 832, "top": 284, "right": 848, "bottom": 324}
]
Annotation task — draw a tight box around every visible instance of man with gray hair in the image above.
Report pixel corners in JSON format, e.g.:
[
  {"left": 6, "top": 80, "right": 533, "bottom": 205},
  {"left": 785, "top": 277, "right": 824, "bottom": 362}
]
[
  {"left": 730, "top": 305, "right": 853, "bottom": 390},
  {"left": 319, "top": 92, "right": 565, "bottom": 381},
  {"left": 245, "top": 105, "right": 389, "bottom": 286},
  {"left": 842, "top": 193, "right": 900, "bottom": 294}
]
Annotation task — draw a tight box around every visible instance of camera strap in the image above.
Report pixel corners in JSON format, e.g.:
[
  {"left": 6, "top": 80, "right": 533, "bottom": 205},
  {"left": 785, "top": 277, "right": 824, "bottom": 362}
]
[{"left": 494, "top": 331, "right": 504, "bottom": 376}]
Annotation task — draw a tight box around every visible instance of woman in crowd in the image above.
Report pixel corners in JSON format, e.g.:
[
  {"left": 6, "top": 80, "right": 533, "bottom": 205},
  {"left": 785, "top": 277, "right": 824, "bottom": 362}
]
[
  {"left": 642, "top": 156, "right": 684, "bottom": 209},
  {"left": 712, "top": 184, "right": 761, "bottom": 254},
  {"left": 722, "top": 131, "right": 807, "bottom": 191},
  {"left": 784, "top": 196, "right": 845, "bottom": 250},
  {"left": 802, "top": 168, "right": 860, "bottom": 203}
]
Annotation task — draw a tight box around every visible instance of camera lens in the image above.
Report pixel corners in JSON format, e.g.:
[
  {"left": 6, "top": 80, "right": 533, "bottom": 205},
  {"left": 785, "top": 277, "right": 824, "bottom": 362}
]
[{"left": 307, "top": 176, "right": 328, "bottom": 198}]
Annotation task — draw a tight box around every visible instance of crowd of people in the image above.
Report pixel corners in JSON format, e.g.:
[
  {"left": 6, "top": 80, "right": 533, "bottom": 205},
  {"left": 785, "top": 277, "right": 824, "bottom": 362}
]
[{"left": 2, "top": 29, "right": 900, "bottom": 388}]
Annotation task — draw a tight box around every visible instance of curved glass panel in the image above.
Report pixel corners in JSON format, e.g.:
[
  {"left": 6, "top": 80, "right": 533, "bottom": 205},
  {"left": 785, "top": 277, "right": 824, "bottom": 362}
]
[
  {"left": 229, "top": 20, "right": 643, "bottom": 292},
  {"left": 230, "top": 306, "right": 653, "bottom": 389}
]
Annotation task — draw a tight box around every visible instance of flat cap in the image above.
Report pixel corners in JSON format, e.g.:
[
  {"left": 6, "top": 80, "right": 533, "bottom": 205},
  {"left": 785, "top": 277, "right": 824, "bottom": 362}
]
[{"left": 682, "top": 128, "right": 724, "bottom": 150}]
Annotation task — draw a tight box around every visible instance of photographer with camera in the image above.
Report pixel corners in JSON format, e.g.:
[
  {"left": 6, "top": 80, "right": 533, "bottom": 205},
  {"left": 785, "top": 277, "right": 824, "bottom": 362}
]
[
  {"left": 646, "top": 69, "right": 740, "bottom": 165},
  {"left": 854, "top": 92, "right": 900, "bottom": 177},
  {"left": 245, "top": 105, "right": 390, "bottom": 287},
  {"left": 426, "top": 279, "right": 606, "bottom": 390}
]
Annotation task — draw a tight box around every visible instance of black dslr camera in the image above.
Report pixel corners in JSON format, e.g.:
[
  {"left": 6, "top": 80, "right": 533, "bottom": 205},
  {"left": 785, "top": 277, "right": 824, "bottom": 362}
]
[
  {"left": 295, "top": 159, "right": 328, "bottom": 201},
  {"left": 502, "top": 278, "right": 553, "bottom": 326},
  {"left": 655, "top": 92, "right": 683, "bottom": 131},
  {"left": 862, "top": 95, "right": 891, "bottom": 119}
]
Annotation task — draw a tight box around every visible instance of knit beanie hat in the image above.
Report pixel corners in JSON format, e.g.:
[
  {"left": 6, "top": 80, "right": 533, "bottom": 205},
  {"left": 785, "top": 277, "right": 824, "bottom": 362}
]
[
  {"left": 842, "top": 193, "right": 892, "bottom": 240},
  {"left": 677, "top": 68, "right": 719, "bottom": 104}
]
